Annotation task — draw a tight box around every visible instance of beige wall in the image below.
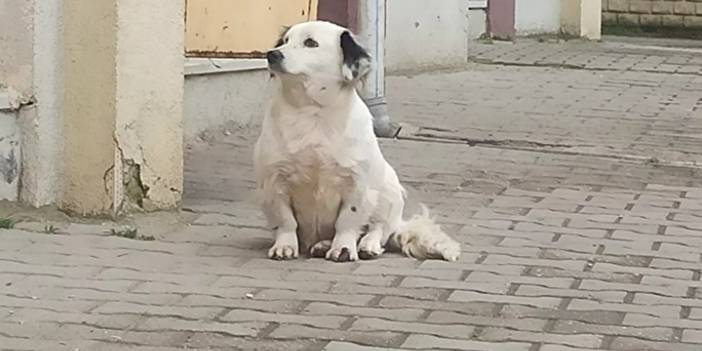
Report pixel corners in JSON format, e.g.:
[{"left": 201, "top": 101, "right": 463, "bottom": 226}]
[
  {"left": 185, "top": 0, "right": 318, "bottom": 56},
  {"left": 0, "top": 0, "right": 34, "bottom": 97},
  {"left": 581, "top": 0, "right": 603, "bottom": 39},
  {"left": 62, "top": 0, "right": 184, "bottom": 216},
  {"left": 61, "top": 0, "right": 118, "bottom": 215},
  {"left": 562, "top": 0, "right": 602, "bottom": 39}
]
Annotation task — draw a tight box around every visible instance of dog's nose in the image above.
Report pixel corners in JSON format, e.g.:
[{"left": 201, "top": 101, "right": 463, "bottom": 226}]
[{"left": 266, "top": 50, "right": 284, "bottom": 64}]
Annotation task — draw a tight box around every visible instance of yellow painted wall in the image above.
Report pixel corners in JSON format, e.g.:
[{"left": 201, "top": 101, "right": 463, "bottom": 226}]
[{"left": 185, "top": 0, "right": 318, "bottom": 57}]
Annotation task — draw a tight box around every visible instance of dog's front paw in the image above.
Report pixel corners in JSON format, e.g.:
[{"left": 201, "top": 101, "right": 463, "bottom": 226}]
[
  {"left": 268, "top": 241, "right": 299, "bottom": 260},
  {"left": 326, "top": 245, "right": 358, "bottom": 262}
]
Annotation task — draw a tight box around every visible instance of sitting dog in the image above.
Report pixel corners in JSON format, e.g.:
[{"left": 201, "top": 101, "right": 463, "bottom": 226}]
[{"left": 254, "top": 21, "right": 460, "bottom": 262}]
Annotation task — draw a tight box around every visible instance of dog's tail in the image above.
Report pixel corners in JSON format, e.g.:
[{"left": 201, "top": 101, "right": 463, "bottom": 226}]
[{"left": 388, "top": 204, "right": 461, "bottom": 261}]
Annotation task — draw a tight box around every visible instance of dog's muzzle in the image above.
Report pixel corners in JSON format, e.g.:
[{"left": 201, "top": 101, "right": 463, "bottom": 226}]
[{"left": 266, "top": 50, "right": 284, "bottom": 71}]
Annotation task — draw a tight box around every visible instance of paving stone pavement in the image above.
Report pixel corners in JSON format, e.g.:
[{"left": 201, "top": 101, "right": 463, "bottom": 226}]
[
  {"left": 3, "top": 38, "right": 702, "bottom": 350},
  {"left": 395, "top": 36, "right": 702, "bottom": 167}
]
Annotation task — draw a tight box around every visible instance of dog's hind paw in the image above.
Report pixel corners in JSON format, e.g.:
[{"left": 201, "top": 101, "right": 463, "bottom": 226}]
[
  {"left": 357, "top": 236, "right": 383, "bottom": 260},
  {"left": 326, "top": 246, "right": 358, "bottom": 262},
  {"left": 309, "top": 240, "right": 332, "bottom": 258}
]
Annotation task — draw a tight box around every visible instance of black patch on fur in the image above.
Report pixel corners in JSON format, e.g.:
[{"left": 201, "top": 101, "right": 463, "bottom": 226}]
[
  {"left": 351, "top": 206, "right": 357, "bottom": 212},
  {"left": 340, "top": 31, "right": 369, "bottom": 79},
  {"left": 273, "top": 26, "right": 290, "bottom": 48}
]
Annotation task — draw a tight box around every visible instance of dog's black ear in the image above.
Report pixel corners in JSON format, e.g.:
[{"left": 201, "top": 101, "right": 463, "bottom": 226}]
[
  {"left": 274, "top": 26, "right": 290, "bottom": 48},
  {"left": 340, "top": 31, "right": 371, "bottom": 82}
]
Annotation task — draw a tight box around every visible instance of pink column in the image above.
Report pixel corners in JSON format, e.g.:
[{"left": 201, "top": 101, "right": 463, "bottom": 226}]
[{"left": 488, "top": 0, "right": 516, "bottom": 39}]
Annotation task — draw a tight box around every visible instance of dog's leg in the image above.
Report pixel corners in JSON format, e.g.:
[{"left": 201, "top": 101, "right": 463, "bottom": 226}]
[
  {"left": 263, "top": 194, "right": 299, "bottom": 260},
  {"left": 358, "top": 179, "right": 403, "bottom": 260},
  {"left": 326, "top": 193, "right": 366, "bottom": 262},
  {"left": 358, "top": 225, "right": 384, "bottom": 260}
]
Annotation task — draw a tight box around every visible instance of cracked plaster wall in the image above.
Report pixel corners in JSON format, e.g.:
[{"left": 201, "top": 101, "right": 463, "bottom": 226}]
[
  {"left": 62, "top": 0, "right": 184, "bottom": 216},
  {"left": 114, "top": 0, "right": 184, "bottom": 212},
  {"left": 1, "top": 0, "right": 182, "bottom": 213}
]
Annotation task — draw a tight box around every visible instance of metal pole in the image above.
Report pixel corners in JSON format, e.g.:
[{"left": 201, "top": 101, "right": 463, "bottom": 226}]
[{"left": 356, "top": 0, "right": 401, "bottom": 138}]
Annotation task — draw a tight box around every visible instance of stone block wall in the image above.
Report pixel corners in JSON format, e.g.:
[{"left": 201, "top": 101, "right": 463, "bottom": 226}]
[{"left": 603, "top": 0, "right": 702, "bottom": 28}]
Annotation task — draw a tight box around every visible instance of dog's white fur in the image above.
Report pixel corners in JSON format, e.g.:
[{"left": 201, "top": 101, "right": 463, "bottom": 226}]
[{"left": 254, "top": 21, "right": 460, "bottom": 262}]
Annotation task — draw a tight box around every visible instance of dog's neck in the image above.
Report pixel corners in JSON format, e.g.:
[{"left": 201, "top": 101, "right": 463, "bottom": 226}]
[{"left": 276, "top": 75, "right": 355, "bottom": 111}]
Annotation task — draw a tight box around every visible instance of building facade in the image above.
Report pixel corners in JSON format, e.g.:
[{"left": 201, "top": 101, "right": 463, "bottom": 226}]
[{"left": 0, "top": 0, "right": 601, "bottom": 216}]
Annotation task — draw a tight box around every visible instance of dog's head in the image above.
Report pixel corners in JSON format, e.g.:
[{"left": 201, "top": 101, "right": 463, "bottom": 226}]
[{"left": 266, "top": 21, "right": 371, "bottom": 85}]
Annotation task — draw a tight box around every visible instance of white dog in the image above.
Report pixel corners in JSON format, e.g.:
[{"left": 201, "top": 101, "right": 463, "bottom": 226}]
[{"left": 253, "top": 21, "right": 460, "bottom": 262}]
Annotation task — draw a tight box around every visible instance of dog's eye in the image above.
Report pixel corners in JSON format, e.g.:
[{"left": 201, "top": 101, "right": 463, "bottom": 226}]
[
  {"left": 304, "top": 38, "right": 318, "bottom": 48},
  {"left": 284, "top": 37, "right": 289, "bottom": 44}
]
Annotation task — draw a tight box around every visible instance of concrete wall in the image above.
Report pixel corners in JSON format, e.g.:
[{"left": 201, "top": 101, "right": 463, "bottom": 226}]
[
  {"left": 0, "top": 0, "right": 63, "bottom": 204},
  {"left": 61, "top": 0, "right": 185, "bottom": 216},
  {"left": 0, "top": 0, "right": 33, "bottom": 97},
  {"left": 580, "top": 0, "right": 604, "bottom": 39},
  {"left": 1, "top": 0, "right": 266, "bottom": 211},
  {"left": 0, "top": 107, "right": 19, "bottom": 200},
  {"left": 0, "top": 0, "right": 26, "bottom": 200},
  {"left": 114, "top": 0, "right": 185, "bottom": 212},
  {"left": 603, "top": 0, "right": 702, "bottom": 28},
  {"left": 562, "top": 0, "right": 603, "bottom": 39},
  {"left": 468, "top": 9, "right": 488, "bottom": 39},
  {"left": 21, "top": 0, "right": 63, "bottom": 207},
  {"left": 516, "top": 0, "right": 561, "bottom": 35},
  {"left": 385, "top": 0, "right": 469, "bottom": 73},
  {"left": 61, "top": 0, "right": 119, "bottom": 214},
  {"left": 184, "top": 60, "right": 269, "bottom": 139}
]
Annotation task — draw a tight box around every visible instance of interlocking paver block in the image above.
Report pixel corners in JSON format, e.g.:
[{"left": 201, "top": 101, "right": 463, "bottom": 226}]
[
  {"left": 303, "top": 302, "right": 425, "bottom": 322},
  {"left": 351, "top": 318, "right": 475, "bottom": 339},
  {"left": 323, "top": 341, "right": 408, "bottom": 351},
  {"left": 402, "top": 334, "right": 532, "bottom": 351},
  {"left": 479, "top": 328, "right": 603, "bottom": 348},
  {"left": 449, "top": 291, "right": 562, "bottom": 308}
]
